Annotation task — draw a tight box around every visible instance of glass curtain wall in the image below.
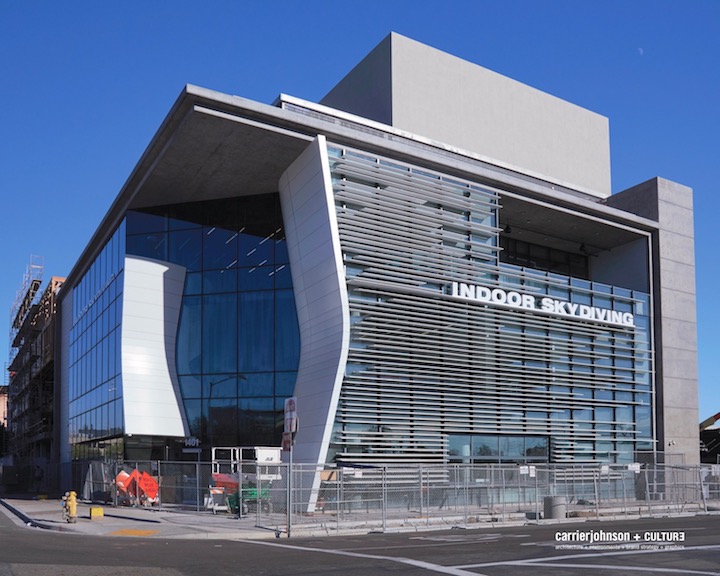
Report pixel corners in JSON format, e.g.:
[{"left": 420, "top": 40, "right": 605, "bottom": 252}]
[
  {"left": 125, "top": 195, "right": 300, "bottom": 454},
  {"left": 69, "top": 194, "right": 300, "bottom": 461},
  {"left": 69, "top": 222, "right": 126, "bottom": 460}
]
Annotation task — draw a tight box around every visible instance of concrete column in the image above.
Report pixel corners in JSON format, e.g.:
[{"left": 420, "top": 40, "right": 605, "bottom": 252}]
[{"left": 607, "top": 177, "right": 699, "bottom": 465}]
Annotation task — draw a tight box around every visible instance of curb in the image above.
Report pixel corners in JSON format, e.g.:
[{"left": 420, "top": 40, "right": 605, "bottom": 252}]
[{"left": 0, "top": 498, "right": 61, "bottom": 531}]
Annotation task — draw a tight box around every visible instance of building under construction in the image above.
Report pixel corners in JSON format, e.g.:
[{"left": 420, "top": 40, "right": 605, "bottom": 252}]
[
  {"left": 6, "top": 257, "right": 64, "bottom": 491},
  {"left": 0, "top": 377, "right": 7, "bottom": 456}
]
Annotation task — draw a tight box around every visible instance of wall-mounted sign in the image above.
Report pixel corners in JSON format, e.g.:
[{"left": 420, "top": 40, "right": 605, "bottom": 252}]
[{"left": 450, "top": 282, "right": 635, "bottom": 328}]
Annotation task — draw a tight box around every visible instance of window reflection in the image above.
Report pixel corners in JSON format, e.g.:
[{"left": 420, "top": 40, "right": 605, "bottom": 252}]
[
  {"left": 127, "top": 195, "right": 300, "bottom": 451},
  {"left": 71, "top": 196, "right": 301, "bottom": 459}
]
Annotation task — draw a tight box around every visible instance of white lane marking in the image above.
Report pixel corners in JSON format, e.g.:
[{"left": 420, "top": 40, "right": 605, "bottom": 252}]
[
  {"left": 345, "top": 532, "right": 522, "bottom": 552},
  {"left": 242, "top": 539, "right": 489, "bottom": 576},
  {"left": 409, "top": 534, "right": 505, "bottom": 542},
  {"left": 500, "top": 562, "right": 720, "bottom": 575},
  {"left": 458, "top": 544, "right": 720, "bottom": 569}
]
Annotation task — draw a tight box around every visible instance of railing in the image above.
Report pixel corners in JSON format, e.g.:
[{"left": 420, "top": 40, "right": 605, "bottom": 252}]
[{"left": 71, "top": 461, "right": 720, "bottom": 536}]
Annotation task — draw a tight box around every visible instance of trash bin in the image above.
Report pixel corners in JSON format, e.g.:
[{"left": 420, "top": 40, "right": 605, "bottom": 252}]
[
  {"left": 228, "top": 491, "right": 239, "bottom": 513},
  {"left": 543, "top": 496, "right": 567, "bottom": 519}
]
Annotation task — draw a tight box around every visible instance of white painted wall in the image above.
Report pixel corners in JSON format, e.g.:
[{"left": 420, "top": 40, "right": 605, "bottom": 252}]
[
  {"left": 121, "top": 256, "right": 188, "bottom": 437},
  {"left": 278, "top": 136, "right": 350, "bottom": 468}
]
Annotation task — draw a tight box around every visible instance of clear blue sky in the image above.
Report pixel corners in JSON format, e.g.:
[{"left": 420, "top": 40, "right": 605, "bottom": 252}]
[{"left": 1, "top": 1, "right": 718, "bottom": 420}]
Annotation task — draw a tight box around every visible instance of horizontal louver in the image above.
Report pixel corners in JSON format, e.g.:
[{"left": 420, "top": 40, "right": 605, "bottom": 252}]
[{"left": 327, "top": 146, "right": 651, "bottom": 466}]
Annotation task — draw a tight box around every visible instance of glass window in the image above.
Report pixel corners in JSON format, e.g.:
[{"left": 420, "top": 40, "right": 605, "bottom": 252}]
[
  {"left": 168, "top": 203, "right": 203, "bottom": 229},
  {"left": 499, "top": 436, "right": 524, "bottom": 460},
  {"left": 472, "top": 435, "right": 499, "bottom": 459},
  {"left": 203, "top": 293, "right": 238, "bottom": 374},
  {"left": 275, "top": 372, "right": 297, "bottom": 397},
  {"left": 275, "top": 289, "right": 300, "bottom": 371},
  {"left": 238, "top": 266, "right": 275, "bottom": 291},
  {"left": 525, "top": 437, "right": 548, "bottom": 458},
  {"left": 635, "top": 405, "right": 652, "bottom": 438},
  {"left": 176, "top": 296, "right": 202, "bottom": 375},
  {"left": 595, "top": 407, "right": 614, "bottom": 423},
  {"left": 203, "top": 226, "right": 238, "bottom": 270},
  {"left": 184, "top": 272, "right": 202, "bottom": 295},
  {"left": 237, "top": 396, "right": 277, "bottom": 444},
  {"left": 204, "top": 374, "right": 237, "bottom": 399},
  {"left": 573, "top": 409, "right": 593, "bottom": 430},
  {"left": 126, "top": 233, "right": 167, "bottom": 260},
  {"left": 179, "top": 374, "right": 202, "bottom": 398},
  {"left": 184, "top": 399, "right": 204, "bottom": 438},
  {"left": 272, "top": 264, "right": 293, "bottom": 289},
  {"left": 448, "top": 435, "right": 471, "bottom": 462},
  {"left": 275, "top": 239, "right": 289, "bottom": 265},
  {"left": 207, "top": 398, "right": 238, "bottom": 447},
  {"left": 238, "top": 291, "right": 274, "bottom": 372},
  {"left": 126, "top": 211, "right": 167, "bottom": 235},
  {"left": 238, "top": 373, "right": 274, "bottom": 397},
  {"left": 239, "top": 232, "right": 274, "bottom": 268},
  {"left": 169, "top": 228, "right": 202, "bottom": 271},
  {"left": 203, "top": 269, "right": 237, "bottom": 293},
  {"left": 203, "top": 197, "right": 240, "bottom": 229}
]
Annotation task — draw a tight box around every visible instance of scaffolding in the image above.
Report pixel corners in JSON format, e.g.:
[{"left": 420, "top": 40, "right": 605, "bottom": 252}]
[
  {"left": 8, "top": 255, "right": 44, "bottom": 366},
  {"left": 5, "top": 256, "right": 65, "bottom": 491}
]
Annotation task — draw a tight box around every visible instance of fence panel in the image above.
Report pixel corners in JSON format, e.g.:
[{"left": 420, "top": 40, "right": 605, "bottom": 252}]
[{"left": 69, "top": 460, "right": 715, "bottom": 536}]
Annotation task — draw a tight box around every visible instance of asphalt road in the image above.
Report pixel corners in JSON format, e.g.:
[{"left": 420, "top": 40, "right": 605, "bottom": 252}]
[{"left": 1, "top": 506, "right": 719, "bottom": 575}]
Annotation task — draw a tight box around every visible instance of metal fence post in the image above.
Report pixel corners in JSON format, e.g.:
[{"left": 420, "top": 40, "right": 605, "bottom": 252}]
[
  {"left": 462, "top": 465, "right": 468, "bottom": 526},
  {"left": 113, "top": 460, "right": 118, "bottom": 508},
  {"left": 593, "top": 470, "right": 600, "bottom": 519},
  {"left": 418, "top": 465, "right": 423, "bottom": 518},
  {"left": 253, "top": 461, "right": 258, "bottom": 525},
  {"left": 237, "top": 459, "right": 243, "bottom": 520},
  {"left": 534, "top": 467, "right": 539, "bottom": 522},
  {"left": 382, "top": 466, "right": 387, "bottom": 533},
  {"left": 500, "top": 466, "right": 506, "bottom": 520},
  {"left": 195, "top": 460, "right": 200, "bottom": 513},
  {"left": 287, "top": 452, "right": 293, "bottom": 538},
  {"left": 336, "top": 467, "right": 341, "bottom": 534},
  {"left": 698, "top": 466, "right": 708, "bottom": 514},
  {"left": 157, "top": 460, "right": 162, "bottom": 511}
]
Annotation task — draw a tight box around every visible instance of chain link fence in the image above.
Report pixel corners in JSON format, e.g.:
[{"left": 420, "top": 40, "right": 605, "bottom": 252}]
[{"left": 73, "top": 460, "right": 720, "bottom": 536}]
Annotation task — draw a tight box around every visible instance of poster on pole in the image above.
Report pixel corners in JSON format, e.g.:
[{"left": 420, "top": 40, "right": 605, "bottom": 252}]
[
  {"left": 284, "top": 397, "right": 298, "bottom": 434},
  {"left": 281, "top": 431, "right": 293, "bottom": 452},
  {"left": 283, "top": 397, "right": 298, "bottom": 452}
]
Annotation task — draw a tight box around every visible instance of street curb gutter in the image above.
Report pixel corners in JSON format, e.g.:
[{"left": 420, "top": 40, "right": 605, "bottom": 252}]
[{"left": 0, "top": 498, "right": 61, "bottom": 531}]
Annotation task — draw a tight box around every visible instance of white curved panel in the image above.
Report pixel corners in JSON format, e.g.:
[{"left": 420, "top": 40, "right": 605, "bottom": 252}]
[
  {"left": 279, "top": 135, "right": 350, "bottom": 467},
  {"left": 121, "top": 256, "right": 188, "bottom": 437}
]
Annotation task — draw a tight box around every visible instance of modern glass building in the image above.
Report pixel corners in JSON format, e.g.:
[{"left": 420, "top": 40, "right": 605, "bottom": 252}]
[
  {"left": 65, "top": 196, "right": 299, "bottom": 462},
  {"left": 57, "top": 33, "right": 698, "bottom": 476}
]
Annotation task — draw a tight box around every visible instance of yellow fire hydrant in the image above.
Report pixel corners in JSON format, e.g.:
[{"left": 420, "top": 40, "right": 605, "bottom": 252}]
[{"left": 61, "top": 491, "right": 78, "bottom": 523}]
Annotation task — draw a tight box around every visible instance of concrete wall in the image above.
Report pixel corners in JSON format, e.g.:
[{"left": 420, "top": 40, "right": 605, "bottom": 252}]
[
  {"left": 322, "top": 33, "right": 611, "bottom": 198},
  {"left": 607, "top": 178, "right": 699, "bottom": 464},
  {"left": 320, "top": 35, "right": 393, "bottom": 126}
]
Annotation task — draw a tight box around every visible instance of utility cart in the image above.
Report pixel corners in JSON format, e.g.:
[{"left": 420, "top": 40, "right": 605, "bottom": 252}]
[{"left": 211, "top": 446, "right": 281, "bottom": 514}]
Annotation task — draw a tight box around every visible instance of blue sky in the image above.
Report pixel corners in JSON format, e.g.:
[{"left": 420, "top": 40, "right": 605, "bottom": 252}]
[{"left": 1, "top": 1, "right": 718, "bottom": 420}]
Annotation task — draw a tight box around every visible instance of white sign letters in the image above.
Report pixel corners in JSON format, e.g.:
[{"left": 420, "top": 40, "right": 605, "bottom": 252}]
[{"left": 450, "top": 282, "right": 634, "bottom": 328}]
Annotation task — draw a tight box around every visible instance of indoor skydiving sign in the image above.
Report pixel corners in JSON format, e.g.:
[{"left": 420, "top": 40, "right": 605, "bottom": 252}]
[{"left": 450, "top": 282, "right": 635, "bottom": 328}]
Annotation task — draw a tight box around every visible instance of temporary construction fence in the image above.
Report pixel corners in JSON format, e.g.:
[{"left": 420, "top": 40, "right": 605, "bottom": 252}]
[{"left": 76, "top": 461, "right": 720, "bottom": 536}]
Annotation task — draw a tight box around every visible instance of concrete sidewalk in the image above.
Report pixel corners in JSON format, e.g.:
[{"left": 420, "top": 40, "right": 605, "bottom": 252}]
[{"left": 0, "top": 496, "right": 283, "bottom": 540}]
